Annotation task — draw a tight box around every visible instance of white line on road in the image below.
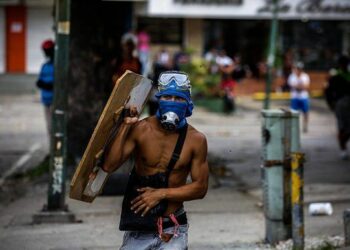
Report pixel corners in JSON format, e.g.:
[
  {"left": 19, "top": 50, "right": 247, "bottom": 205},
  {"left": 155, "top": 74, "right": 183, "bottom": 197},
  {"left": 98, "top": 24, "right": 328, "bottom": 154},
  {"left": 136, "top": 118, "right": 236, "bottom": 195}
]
[{"left": 0, "top": 143, "right": 42, "bottom": 187}]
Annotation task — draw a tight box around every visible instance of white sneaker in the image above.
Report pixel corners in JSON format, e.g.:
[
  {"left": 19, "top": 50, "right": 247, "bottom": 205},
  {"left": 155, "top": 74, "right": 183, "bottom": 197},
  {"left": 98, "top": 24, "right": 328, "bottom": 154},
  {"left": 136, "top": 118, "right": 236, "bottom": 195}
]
[{"left": 340, "top": 150, "right": 350, "bottom": 161}]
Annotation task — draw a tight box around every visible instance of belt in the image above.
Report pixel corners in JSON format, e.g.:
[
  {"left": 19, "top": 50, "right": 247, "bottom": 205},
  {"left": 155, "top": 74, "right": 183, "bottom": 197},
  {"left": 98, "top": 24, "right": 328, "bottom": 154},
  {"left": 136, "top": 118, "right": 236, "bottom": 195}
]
[
  {"left": 162, "top": 212, "right": 187, "bottom": 229},
  {"left": 157, "top": 207, "right": 187, "bottom": 240}
]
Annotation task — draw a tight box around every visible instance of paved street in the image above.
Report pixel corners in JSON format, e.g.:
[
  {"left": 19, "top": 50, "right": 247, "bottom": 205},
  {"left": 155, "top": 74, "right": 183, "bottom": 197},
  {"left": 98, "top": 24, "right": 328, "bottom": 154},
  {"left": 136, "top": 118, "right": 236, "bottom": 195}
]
[
  {"left": 0, "top": 76, "right": 48, "bottom": 185},
  {"left": 0, "top": 76, "right": 349, "bottom": 249}
]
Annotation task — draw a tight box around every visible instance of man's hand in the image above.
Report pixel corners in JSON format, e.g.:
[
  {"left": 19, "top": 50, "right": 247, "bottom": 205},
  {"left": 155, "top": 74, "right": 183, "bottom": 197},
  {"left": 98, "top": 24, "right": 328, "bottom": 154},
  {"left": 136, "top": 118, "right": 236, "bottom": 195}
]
[
  {"left": 130, "top": 187, "right": 166, "bottom": 216},
  {"left": 124, "top": 106, "right": 139, "bottom": 125}
]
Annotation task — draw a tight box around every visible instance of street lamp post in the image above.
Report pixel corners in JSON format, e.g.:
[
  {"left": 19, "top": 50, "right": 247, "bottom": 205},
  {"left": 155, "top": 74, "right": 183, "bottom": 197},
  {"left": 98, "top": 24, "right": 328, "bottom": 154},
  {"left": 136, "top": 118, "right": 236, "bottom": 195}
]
[
  {"left": 33, "top": 0, "right": 75, "bottom": 223},
  {"left": 264, "top": 0, "right": 279, "bottom": 110}
]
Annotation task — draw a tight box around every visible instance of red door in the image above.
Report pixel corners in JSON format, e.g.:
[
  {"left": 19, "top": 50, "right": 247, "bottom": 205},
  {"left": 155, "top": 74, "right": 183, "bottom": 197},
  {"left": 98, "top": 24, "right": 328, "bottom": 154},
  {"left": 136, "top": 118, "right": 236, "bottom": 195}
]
[{"left": 6, "top": 6, "right": 26, "bottom": 73}]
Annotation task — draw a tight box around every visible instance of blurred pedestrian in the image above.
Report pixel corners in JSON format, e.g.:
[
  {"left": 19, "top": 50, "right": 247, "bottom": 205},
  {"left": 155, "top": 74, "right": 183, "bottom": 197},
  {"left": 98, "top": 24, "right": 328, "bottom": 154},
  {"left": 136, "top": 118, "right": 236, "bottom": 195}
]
[
  {"left": 288, "top": 62, "right": 310, "bottom": 133},
  {"left": 148, "top": 48, "right": 173, "bottom": 115},
  {"left": 121, "top": 28, "right": 138, "bottom": 48},
  {"left": 155, "top": 48, "right": 172, "bottom": 70},
  {"left": 173, "top": 47, "right": 190, "bottom": 71},
  {"left": 217, "top": 50, "right": 236, "bottom": 114},
  {"left": 232, "top": 55, "right": 248, "bottom": 83},
  {"left": 113, "top": 39, "right": 142, "bottom": 84},
  {"left": 36, "top": 39, "right": 55, "bottom": 136},
  {"left": 204, "top": 47, "right": 218, "bottom": 74},
  {"left": 282, "top": 48, "right": 294, "bottom": 92},
  {"left": 325, "top": 55, "right": 350, "bottom": 160},
  {"left": 137, "top": 25, "right": 151, "bottom": 76}
]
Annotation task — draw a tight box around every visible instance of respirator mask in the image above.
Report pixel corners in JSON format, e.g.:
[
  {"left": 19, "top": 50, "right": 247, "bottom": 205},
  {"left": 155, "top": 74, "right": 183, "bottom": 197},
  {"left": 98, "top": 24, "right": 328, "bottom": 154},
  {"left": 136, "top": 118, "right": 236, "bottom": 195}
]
[{"left": 156, "top": 71, "right": 193, "bottom": 131}]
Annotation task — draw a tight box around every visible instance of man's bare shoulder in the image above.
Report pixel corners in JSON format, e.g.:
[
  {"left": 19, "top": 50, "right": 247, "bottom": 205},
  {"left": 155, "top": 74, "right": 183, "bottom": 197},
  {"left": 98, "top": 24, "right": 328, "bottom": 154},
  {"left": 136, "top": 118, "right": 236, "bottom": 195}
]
[
  {"left": 187, "top": 124, "right": 207, "bottom": 145},
  {"left": 131, "top": 116, "right": 157, "bottom": 134}
]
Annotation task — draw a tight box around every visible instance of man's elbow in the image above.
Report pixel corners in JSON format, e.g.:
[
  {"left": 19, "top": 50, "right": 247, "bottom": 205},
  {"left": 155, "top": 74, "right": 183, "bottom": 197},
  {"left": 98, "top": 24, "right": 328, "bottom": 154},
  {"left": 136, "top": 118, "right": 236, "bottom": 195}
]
[
  {"left": 197, "top": 183, "right": 208, "bottom": 199},
  {"left": 102, "top": 160, "right": 120, "bottom": 174},
  {"left": 101, "top": 163, "right": 114, "bottom": 174}
]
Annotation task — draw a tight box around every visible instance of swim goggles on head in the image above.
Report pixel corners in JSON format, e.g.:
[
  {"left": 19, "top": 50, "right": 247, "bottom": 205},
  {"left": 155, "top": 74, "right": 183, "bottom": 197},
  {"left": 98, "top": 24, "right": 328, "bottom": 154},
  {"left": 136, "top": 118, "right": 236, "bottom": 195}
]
[{"left": 158, "top": 71, "right": 191, "bottom": 92}]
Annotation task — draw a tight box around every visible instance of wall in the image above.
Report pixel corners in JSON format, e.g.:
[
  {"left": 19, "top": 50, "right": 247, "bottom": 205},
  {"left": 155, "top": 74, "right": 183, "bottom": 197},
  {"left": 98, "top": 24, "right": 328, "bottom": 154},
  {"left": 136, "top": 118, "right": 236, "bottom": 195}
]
[
  {"left": 0, "top": 8, "right": 5, "bottom": 73},
  {"left": 0, "top": 6, "right": 53, "bottom": 74},
  {"left": 184, "top": 19, "right": 203, "bottom": 57},
  {"left": 26, "top": 7, "right": 54, "bottom": 73}
]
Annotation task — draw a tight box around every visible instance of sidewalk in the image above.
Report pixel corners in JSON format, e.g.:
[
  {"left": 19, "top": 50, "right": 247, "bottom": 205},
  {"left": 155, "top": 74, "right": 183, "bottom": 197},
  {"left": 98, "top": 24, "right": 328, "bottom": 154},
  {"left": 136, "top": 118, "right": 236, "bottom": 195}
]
[
  {"left": 0, "top": 90, "right": 349, "bottom": 249},
  {"left": 0, "top": 183, "right": 265, "bottom": 250}
]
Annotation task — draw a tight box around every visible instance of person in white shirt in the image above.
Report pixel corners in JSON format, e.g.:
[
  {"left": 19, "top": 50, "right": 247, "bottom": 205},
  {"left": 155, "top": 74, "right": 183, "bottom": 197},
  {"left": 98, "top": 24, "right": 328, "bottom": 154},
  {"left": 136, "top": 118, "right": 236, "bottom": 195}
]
[{"left": 288, "top": 62, "right": 310, "bottom": 133}]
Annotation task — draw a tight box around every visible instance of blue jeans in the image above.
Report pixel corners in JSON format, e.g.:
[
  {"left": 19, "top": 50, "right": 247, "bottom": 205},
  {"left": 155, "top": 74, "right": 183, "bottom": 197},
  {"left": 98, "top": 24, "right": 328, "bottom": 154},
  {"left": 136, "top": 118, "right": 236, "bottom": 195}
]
[{"left": 120, "top": 224, "right": 189, "bottom": 250}]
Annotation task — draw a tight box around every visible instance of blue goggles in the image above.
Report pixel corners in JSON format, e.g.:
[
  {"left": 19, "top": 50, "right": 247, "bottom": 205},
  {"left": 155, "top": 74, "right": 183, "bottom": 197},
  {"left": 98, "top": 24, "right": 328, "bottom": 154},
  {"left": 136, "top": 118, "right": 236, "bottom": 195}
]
[{"left": 158, "top": 71, "right": 191, "bottom": 93}]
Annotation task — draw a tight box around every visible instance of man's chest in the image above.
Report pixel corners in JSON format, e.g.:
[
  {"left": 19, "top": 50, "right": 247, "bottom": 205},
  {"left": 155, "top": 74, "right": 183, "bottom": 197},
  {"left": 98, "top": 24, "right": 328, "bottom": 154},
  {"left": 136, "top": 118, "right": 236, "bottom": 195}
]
[{"left": 135, "top": 132, "right": 192, "bottom": 171}]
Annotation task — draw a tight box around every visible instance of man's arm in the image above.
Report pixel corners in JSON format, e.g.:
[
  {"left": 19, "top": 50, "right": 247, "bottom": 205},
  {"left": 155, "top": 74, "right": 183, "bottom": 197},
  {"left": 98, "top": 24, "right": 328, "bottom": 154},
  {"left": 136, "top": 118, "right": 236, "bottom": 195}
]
[
  {"left": 131, "top": 133, "right": 209, "bottom": 216},
  {"left": 83, "top": 109, "right": 138, "bottom": 197},
  {"left": 163, "top": 134, "right": 209, "bottom": 201},
  {"left": 102, "top": 108, "right": 138, "bottom": 173},
  {"left": 36, "top": 80, "right": 53, "bottom": 91}
]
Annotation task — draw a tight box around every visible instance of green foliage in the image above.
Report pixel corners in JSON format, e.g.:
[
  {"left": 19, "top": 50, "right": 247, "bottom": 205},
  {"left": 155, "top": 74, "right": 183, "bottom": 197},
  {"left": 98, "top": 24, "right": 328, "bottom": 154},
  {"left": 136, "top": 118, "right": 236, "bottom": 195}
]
[
  {"left": 179, "top": 57, "right": 220, "bottom": 98},
  {"left": 194, "top": 98, "right": 224, "bottom": 113}
]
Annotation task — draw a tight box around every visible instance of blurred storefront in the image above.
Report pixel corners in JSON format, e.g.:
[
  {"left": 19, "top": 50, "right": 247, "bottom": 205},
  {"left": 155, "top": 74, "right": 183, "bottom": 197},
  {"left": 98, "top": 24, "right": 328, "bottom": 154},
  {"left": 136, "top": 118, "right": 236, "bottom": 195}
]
[
  {"left": 0, "top": 0, "right": 134, "bottom": 74},
  {"left": 1, "top": 0, "right": 349, "bottom": 74},
  {"left": 0, "top": 0, "right": 54, "bottom": 74},
  {"left": 135, "top": 0, "right": 350, "bottom": 72}
]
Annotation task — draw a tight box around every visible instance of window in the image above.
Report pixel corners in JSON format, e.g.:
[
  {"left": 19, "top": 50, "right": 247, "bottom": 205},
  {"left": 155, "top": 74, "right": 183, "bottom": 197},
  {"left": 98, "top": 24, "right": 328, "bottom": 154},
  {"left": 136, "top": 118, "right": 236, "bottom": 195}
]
[{"left": 137, "top": 18, "right": 183, "bottom": 45}]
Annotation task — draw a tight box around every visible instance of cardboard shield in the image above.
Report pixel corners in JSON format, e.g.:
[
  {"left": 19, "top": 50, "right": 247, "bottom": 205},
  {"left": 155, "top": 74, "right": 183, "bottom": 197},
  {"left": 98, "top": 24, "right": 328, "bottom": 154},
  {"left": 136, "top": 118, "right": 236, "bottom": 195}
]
[{"left": 70, "top": 71, "right": 153, "bottom": 203}]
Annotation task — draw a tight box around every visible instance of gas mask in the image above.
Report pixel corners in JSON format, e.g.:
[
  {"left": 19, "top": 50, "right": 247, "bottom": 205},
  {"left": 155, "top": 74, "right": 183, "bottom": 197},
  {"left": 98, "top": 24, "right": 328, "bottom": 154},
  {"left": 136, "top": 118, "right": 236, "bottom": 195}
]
[
  {"left": 157, "top": 100, "right": 188, "bottom": 131},
  {"left": 160, "top": 111, "right": 180, "bottom": 131}
]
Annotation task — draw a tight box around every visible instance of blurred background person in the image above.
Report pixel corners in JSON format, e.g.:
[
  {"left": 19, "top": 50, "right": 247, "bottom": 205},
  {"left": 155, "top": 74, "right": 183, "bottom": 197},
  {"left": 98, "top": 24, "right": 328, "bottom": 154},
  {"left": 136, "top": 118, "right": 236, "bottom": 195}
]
[
  {"left": 282, "top": 48, "right": 294, "bottom": 92},
  {"left": 173, "top": 46, "right": 190, "bottom": 71},
  {"left": 288, "top": 62, "right": 310, "bottom": 133},
  {"left": 137, "top": 25, "right": 151, "bottom": 76},
  {"left": 147, "top": 48, "right": 172, "bottom": 116},
  {"left": 153, "top": 47, "right": 172, "bottom": 80},
  {"left": 36, "top": 39, "right": 55, "bottom": 137},
  {"left": 112, "top": 39, "right": 142, "bottom": 84},
  {"left": 204, "top": 47, "right": 219, "bottom": 74},
  {"left": 121, "top": 28, "right": 137, "bottom": 49},
  {"left": 216, "top": 50, "right": 236, "bottom": 114},
  {"left": 325, "top": 55, "right": 350, "bottom": 160},
  {"left": 232, "top": 54, "right": 249, "bottom": 83}
]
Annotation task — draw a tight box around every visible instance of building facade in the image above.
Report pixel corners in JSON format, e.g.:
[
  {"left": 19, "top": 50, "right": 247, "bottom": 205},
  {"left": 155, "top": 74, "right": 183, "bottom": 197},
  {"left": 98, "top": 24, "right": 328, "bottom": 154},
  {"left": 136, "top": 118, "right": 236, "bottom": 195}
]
[
  {"left": 1, "top": 0, "right": 349, "bottom": 74},
  {"left": 136, "top": 0, "right": 350, "bottom": 71},
  {"left": 0, "top": 0, "right": 54, "bottom": 74}
]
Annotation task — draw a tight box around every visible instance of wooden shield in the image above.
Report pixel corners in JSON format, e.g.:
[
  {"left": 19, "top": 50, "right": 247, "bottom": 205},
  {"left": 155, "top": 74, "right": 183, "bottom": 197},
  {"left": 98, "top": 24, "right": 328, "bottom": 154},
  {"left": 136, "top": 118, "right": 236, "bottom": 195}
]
[{"left": 69, "top": 71, "right": 153, "bottom": 203}]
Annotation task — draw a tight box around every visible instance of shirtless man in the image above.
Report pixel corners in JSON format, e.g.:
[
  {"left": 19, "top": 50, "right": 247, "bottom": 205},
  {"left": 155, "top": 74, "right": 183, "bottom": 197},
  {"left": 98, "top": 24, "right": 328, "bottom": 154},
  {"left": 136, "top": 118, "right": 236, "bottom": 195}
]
[{"left": 102, "top": 71, "right": 209, "bottom": 249}]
